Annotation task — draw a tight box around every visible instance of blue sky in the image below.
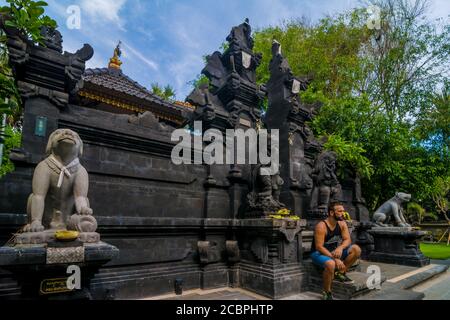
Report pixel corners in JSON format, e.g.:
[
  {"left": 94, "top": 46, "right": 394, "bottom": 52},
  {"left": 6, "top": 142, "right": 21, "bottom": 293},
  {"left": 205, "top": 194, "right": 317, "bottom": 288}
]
[{"left": 2, "top": 0, "right": 450, "bottom": 100}]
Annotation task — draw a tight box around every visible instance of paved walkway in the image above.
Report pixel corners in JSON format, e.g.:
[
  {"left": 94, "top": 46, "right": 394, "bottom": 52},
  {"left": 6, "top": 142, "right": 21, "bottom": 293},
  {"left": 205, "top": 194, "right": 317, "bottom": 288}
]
[
  {"left": 144, "top": 260, "right": 450, "bottom": 300},
  {"left": 412, "top": 269, "right": 450, "bottom": 300},
  {"left": 143, "top": 288, "right": 270, "bottom": 300}
]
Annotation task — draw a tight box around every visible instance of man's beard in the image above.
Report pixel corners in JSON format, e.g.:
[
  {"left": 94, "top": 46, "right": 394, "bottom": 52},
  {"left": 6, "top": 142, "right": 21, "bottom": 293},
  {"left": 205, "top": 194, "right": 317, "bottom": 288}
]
[{"left": 335, "top": 216, "right": 344, "bottom": 221}]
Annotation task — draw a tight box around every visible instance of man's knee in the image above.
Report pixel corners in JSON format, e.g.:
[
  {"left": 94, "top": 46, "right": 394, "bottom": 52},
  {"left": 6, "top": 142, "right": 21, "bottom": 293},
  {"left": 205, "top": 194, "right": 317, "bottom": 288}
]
[
  {"left": 324, "top": 260, "right": 335, "bottom": 272},
  {"left": 351, "top": 244, "right": 362, "bottom": 257}
]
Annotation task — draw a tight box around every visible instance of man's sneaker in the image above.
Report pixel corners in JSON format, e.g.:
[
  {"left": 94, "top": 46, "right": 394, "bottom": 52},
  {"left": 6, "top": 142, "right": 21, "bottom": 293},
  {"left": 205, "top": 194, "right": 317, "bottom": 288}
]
[
  {"left": 334, "top": 272, "right": 354, "bottom": 283},
  {"left": 322, "top": 291, "right": 334, "bottom": 300}
]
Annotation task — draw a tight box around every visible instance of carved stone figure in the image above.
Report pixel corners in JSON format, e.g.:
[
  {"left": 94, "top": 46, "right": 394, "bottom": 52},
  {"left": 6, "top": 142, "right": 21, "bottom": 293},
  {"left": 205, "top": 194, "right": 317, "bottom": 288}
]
[
  {"left": 227, "top": 18, "right": 254, "bottom": 51},
  {"left": 40, "top": 26, "right": 63, "bottom": 53},
  {"left": 372, "top": 192, "right": 412, "bottom": 227},
  {"left": 128, "top": 111, "right": 170, "bottom": 131},
  {"left": 309, "top": 151, "right": 342, "bottom": 213},
  {"left": 17, "top": 129, "right": 99, "bottom": 244},
  {"left": 247, "top": 163, "right": 285, "bottom": 216}
]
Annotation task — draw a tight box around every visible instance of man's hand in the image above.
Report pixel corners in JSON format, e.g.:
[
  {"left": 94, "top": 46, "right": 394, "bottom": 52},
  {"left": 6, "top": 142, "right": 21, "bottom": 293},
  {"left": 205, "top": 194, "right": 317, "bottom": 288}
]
[
  {"left": 332, "top": 247, "right": 343, "bottom": 259},
  {"left": 335, "top": 259, "right": 346, "bottom": 273}
]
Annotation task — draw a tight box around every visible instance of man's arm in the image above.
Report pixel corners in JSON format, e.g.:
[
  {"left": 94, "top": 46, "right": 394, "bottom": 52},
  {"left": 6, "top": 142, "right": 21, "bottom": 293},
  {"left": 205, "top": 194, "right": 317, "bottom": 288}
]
[
  {"left": 314, "top": 222, "right": 334, "bottom": 258},
  {"left": 339, "top": 221, "right": 352, "bottom": 249},
  {"left": 332, "top": 222, "right": 352, "bottom": 258}
]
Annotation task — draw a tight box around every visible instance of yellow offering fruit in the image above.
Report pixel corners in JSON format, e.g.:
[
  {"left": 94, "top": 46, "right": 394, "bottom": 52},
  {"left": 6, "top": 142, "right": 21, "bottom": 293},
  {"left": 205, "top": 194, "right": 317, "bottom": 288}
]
[
  {"left": 55, "top": 230, "right": 79, "bottom": 241},
  {"left": 269, "top": 215, "right": 284, "bottom": 220},
  {"left": 277, "top": 208, "right": 291, "bottom": 216},
  {"left": 343, "top": 212, "right": 352, "bottom": 221}
]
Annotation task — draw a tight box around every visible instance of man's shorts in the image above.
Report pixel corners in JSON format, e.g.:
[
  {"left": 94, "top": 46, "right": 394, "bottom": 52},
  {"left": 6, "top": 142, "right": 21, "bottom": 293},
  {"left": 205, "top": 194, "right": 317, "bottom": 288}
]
[{"left": 311, "top": 245, "right": 353, "bottom": 269}]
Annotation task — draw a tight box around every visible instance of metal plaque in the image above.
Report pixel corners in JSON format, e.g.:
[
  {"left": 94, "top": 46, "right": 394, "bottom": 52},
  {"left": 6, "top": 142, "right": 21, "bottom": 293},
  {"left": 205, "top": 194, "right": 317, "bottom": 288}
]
[{"left": 40, "top": 278, "right": 73, "bottom": 295}]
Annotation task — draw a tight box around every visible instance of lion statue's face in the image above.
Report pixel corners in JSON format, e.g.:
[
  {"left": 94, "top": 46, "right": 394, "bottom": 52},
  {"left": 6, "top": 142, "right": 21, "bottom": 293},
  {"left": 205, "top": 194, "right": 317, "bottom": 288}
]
[
  {"left": 396, "top": 192, "right": 412, "bottom": 203},
  {"left": 46, "top": 129, "right": 83, "bottom": 160}
]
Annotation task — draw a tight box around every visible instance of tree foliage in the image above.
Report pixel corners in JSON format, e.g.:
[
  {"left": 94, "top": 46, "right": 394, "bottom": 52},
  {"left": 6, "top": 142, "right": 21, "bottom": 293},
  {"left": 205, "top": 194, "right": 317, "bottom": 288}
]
[
  {"left": 0, "top": 124, "right": 21, "bottom": 177},
  {"left": 0, "top": 0, "right": 57, "bottom": 142},
  {"left": 151, "top": 82, "right": 176, "bottom": 101}
]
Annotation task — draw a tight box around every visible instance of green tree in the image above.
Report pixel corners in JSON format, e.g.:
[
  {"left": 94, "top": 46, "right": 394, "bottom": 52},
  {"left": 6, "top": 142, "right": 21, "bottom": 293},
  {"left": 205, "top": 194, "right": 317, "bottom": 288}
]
[
  {"left": 253, "top": 0, "right": 449, "bottom": 211},
  {"left": 0, "top": 124, "right": 21, "bottom": 177},
  {"left": 0, "top": 0, "right": 57, "bottom": 142},
  {"left": 0, "top": 0, "right": 55, "bottom": 177},
  {"left": 151, "top": 83, "right": 176, "bottom": 101}
]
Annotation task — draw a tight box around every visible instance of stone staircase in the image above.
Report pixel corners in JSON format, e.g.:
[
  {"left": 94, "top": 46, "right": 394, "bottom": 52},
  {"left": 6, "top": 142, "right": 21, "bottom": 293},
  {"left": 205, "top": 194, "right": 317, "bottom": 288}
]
[
  {"left": 357, "top": 264, "right": 449, "bottom": 300},
  {"left": 304, "top": 259, "right": 449, "bottom": 300},
  {"left": 304, "top": 260, "right": 387, "bottom": 299}
]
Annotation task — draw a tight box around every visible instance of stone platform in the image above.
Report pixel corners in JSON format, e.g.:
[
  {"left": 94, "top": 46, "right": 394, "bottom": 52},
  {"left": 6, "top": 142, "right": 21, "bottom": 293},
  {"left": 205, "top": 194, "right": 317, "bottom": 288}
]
[
  {"left": 0, "top": 242, "right": 118, "bottom": 299},
  {"left": 0, "top": 242, "right": 118, "bottom": 266},
  {"left": 147, "top": 260, "right": 449, "bottom": 300},
  {"left": 368, "top": 227, "right": 430, "bottom": 267}
]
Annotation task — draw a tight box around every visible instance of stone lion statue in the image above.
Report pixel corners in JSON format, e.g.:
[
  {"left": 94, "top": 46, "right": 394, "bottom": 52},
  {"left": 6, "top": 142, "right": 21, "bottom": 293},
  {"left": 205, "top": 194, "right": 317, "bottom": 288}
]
[
  {"left": 17, "top": 129, "right": 99, "bottom": 244},
  {"left": 372, "top": 192, "right": 412, "bottom": 227}
]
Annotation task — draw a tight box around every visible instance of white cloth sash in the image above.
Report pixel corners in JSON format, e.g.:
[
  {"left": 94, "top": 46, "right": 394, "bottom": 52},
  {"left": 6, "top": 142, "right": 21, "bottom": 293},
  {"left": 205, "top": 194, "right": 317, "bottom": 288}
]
[{"left": 48, "top": 155, "right": 79, "bottom": 188}]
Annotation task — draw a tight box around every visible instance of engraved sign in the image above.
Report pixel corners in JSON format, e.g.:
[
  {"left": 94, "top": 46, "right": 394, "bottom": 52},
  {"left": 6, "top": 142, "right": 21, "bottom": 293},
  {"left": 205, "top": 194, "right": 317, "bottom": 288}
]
[{"left": 40, "top": 278, "right": 73, "bottom": 295}]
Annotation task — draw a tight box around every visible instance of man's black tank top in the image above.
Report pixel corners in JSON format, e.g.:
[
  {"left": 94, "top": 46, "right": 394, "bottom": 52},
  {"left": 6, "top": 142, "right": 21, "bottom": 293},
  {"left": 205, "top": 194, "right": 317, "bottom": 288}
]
[{"left": 311, "top": 220, "right": 343, "bottom": 253}]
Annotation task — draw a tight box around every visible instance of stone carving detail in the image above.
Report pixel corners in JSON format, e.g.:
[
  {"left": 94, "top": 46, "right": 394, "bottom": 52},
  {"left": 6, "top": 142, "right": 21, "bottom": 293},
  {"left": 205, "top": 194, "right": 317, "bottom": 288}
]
[
  {"left": 16, "top": 129, "right": 100, "bottom": 244},
  {"left": 247, "top": 163, "right": 285, "bottom": 216},
  {"left": 279, "top": 222, "right": 302, "bottom": 243},
  {"left": 282, "top": 242, "right": 297, "bottom": 263},
  {"left": 128, "top": 111, "right": 169, "bottom": 131},
  {"left": 186, "top": 19, "right": 264, "bottom": 133},
  {"left": 197, "top": 241, "right": 221, "bottom": 264},
  {"left": 224, "top": 18, "right": 262, "bottom": 83},
  {"left": 372, "top": 192, "right": 412, "bottom": 227},
  {"left": 65, "top": 44, "right": 94, "bottom": 94},
  {"left": 226, "top": 241, "right": 240, "bottom": 263},
  {"left": 46, "top": 247, "right": 85, "bottom": 264},
  {"left": 40, "top": 26, "right": 63, "bottom": 53},
  {"left": 17, "top": 82, "right": 69, "bottom": 108},
  {"left": 250, "top": 238, "right": 268, "bottom": 263},
  {"left": 1, "top": 21, "right": 93, "bottom": 104},
  {"left": 309, "top": 151, "right": 343, "bottom": 215}
]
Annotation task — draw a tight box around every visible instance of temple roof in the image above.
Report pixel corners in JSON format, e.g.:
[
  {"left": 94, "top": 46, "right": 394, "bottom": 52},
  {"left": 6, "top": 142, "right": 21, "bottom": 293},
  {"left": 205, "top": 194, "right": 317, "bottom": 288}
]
[
  {"left": 77, "top": 42, "right": 194, "bottom": 127},
  {"left": 82, "top": 67, "right": 190, "bottom": 113}
]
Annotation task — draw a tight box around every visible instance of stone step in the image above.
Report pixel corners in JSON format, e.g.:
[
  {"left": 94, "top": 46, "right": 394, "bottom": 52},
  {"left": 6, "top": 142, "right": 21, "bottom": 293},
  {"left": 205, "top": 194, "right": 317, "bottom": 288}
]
[
  {"left": 304, "top": 259, "right": 385, "bottom": 299},
  {"left": 355, "top": 264, "right": 448, "bottom": 300},
  {"left": 354, "top": 282, "right": 424, "bottom": 300},
  {"left": 392, "top": 264, "right": 449, "bottom": 290},
  {"left": 308, "top": 271, "right": 386, "bottom": 300}
]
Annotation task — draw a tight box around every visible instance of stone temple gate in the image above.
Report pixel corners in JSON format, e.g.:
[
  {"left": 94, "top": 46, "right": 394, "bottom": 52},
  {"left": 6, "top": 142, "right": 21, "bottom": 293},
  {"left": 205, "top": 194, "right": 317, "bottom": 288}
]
[{"left": 0, "top": 19, "right": 419, "bottom": 300}]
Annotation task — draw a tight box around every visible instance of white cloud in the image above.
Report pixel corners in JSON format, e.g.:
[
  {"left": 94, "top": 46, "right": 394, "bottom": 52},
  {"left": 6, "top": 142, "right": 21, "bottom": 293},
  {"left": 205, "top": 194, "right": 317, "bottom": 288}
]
[
  {"left": 167, "top": 53, "right": 205, "bottom": 99},
  {"left": 121, "top": 41, "right": 159, "bottom": 71},
  {"left": 80, "top": 0, "right": 127, "bottom": 30}
]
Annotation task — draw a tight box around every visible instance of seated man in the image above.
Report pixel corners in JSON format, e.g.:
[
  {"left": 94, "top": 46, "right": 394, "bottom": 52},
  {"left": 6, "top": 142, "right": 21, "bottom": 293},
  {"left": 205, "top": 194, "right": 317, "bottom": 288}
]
[{"left": 311, "top": 202, "right": 362, "bottom": 300}]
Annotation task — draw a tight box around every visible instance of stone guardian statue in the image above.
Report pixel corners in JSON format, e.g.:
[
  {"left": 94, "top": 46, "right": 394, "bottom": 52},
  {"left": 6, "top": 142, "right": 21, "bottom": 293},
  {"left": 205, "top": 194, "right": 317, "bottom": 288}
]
[
  {"left": 17, "top": 129, "right": 99, "bottom": 244},
  {"left": 372, "top": 192, "right": 412, "bottom": 227},
  {"left": 309, "top": 151, "right": 342, "bottom": 214}
]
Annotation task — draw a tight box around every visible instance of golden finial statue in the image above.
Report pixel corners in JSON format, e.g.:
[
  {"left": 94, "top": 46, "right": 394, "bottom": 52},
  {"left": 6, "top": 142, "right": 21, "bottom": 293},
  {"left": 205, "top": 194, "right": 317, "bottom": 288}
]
[{"left": 108, "top": 41, "right": 122, "bottom": 69}]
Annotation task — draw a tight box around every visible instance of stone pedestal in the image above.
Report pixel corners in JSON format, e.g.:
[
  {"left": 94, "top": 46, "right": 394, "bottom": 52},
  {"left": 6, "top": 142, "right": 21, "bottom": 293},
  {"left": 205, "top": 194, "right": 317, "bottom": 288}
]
[
  {"left": 368, "top": 227, "right": 430, "bottom": 267},
  {"left": 0, "top": 242, "right": 118, "bottom": 300},
  {"left": 236, "top": 218, "right": 307, "bottom": 299},
  {"left": 355, "top": 222, "right": 375, "bottom": 260},
  {"left": 15, "top": 231, "right": 101, "bottom": 245}
]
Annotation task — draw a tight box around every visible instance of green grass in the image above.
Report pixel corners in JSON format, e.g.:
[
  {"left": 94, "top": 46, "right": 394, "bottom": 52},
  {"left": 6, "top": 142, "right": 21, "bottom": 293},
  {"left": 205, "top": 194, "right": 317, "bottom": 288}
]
[{"left": 420, "top": 242, "right": 450, "bottom": 260}]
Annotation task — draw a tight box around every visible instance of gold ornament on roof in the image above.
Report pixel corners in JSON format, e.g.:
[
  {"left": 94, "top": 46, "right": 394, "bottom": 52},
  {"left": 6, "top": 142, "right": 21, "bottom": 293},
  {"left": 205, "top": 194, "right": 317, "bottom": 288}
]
[{"left": 108, "top": 41, "right": 123, "bottom": 69}]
